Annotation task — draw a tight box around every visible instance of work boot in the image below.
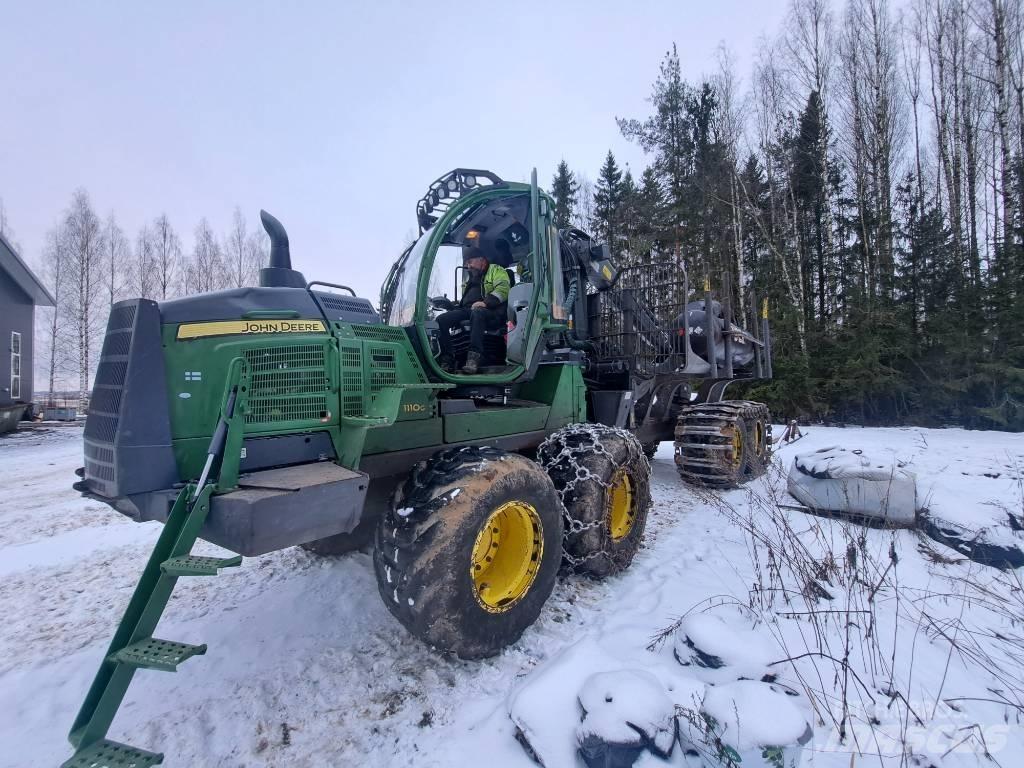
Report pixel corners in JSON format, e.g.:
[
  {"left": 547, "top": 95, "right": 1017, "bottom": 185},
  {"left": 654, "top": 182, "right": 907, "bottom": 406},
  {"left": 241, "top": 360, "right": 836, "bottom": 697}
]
[
  {"left": 461, "top": 351, "right": 482, "bottom": 374},
  {"left": 437, "top": 353, "right": 455, "bottom": 372}
]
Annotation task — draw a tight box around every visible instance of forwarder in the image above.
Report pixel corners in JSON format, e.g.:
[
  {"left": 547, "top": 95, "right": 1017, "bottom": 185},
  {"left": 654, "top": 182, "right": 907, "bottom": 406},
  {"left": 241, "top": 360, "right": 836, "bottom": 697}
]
[{"left": 62, "top": 168, "right": 773, "bottom": 767}]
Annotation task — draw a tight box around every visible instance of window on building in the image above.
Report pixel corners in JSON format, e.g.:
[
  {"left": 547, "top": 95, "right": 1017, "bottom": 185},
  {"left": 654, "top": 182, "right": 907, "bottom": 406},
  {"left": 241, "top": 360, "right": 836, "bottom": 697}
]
[{"left": 10, "top": 332, "right": 21, "bottom": 400}]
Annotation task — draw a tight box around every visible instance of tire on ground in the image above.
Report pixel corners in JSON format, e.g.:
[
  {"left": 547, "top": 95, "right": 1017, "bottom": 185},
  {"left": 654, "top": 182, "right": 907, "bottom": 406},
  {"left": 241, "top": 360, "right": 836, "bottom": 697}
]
[
  {"left": 674, "top": 401, "right": 771, "bottom": 488},
  {"left": 538, "top": 424, "right": 652, "bottom": 579},
  {"left": 374, "top": 446, "right": 563, "bottom": 660},
  {"left": 743, "top": 408, "right": 771, "bottom": 480}
]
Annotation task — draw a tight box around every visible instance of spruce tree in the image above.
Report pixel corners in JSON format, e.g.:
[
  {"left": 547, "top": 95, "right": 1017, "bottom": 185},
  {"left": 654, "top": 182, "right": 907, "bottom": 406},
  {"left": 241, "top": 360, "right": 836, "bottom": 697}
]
[
  {"left": 592, "top": 150, "right": 623, "bottom": 246},
  {"left": 618, "top": 170, "right": 639, "bottom": 261},
  {"left": 550, "top": 160, "right": 578, "bottom": 230}
]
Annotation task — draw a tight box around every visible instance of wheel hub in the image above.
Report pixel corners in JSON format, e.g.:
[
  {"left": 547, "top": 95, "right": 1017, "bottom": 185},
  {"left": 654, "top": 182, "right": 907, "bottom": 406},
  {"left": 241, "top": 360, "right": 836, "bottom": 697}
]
[
  {"left": 731, "top": 427, "right": 743, "bottom": 467},
  {"left": 470, "top": 501, "right": 543, "bottom": 613},
  {"left": 754, "top": 421, "right": 765, "bottom": 456},
  {"left": 606, "top": 468, "right": 635, "bottom": 541}
]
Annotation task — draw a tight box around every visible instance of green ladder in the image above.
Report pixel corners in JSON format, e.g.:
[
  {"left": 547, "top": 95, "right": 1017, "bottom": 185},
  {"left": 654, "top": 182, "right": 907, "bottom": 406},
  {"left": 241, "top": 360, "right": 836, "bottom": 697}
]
[{"left": 62, "top": 362, "right": 249, "bottom": 767}]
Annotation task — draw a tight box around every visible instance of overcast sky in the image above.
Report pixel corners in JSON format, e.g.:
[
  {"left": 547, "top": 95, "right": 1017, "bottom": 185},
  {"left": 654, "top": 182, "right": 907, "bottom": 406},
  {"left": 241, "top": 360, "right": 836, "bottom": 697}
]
[{"left": 2, "top": 1, "right": 788, "bottom": 299}]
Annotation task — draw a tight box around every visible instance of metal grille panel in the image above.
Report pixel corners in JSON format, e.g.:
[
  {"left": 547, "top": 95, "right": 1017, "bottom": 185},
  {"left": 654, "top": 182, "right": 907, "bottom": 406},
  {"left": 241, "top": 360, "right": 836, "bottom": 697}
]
[
  {"left": 351, "top": 325, "right": 407, "bottom": 343},
  {"left": 243, "top": 345, "right": 329, "bottom": 425},
  {"left": 246, "top": 396, "right": 328, "bottom": 424},
  {"left": 319, "top": 296, "right": 375, "bottom": 314},
  {"left": 84, "top": 302, "right": 137, "bottom": 443},
  {"left": 340, "top": 343, "right": 365, "bottom": 417},
  {"left": 589, "top": 262, "right": 689, "bottom": 378},
  {"left": 244, "top": 344, "right": 324, "bottom": 372}
]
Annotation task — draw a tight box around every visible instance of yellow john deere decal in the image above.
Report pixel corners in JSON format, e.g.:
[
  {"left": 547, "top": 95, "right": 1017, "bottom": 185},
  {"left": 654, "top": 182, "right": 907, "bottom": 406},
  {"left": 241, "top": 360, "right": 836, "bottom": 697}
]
[{"left": 176, "top": 319, "right": 327, "bottom": 340}]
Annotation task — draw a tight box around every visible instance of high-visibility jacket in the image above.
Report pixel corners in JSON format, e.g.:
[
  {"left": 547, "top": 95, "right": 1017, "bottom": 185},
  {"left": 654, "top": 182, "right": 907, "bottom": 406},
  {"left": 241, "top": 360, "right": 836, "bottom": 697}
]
[{"left": 462, "top": 263, "right": 510, "bottom": 309}]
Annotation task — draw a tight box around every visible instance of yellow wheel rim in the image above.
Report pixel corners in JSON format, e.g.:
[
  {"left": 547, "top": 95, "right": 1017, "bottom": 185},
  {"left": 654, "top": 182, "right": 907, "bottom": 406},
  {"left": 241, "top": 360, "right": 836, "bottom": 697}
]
[
  {"left": 754, "top": 421, "right": 765, "bottom": 456},
  {"left": 470, "top": 501, "right": 543, "bottom": 613},
  {"left": 606, "top": 468, "right": 635, "bottom": 541},
  {"left": 731, "top": 427, "right": 743, "bottom": 467}
]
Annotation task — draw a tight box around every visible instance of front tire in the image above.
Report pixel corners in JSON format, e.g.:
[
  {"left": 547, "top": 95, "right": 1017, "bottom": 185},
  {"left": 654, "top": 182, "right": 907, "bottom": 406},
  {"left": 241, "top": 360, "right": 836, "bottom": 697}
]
[
  {"left": 374, "top": 447, "right": 563, "bottom": 660},
  {"left": 538, "top": 424, "right": 652, "bottom": 579}
]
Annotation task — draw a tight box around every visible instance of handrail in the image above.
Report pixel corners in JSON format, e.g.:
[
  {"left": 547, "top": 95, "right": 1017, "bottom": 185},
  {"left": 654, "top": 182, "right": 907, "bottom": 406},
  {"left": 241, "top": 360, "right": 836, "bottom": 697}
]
[{"left": 307, "top": 281, "right": 356, "bottom": 296}]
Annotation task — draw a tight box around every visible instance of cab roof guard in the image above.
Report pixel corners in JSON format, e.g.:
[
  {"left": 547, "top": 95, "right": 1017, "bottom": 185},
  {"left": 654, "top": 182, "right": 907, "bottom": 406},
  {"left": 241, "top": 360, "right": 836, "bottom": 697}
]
[{"left": 416, "top": 168, "right": 505, "bottom": 234}]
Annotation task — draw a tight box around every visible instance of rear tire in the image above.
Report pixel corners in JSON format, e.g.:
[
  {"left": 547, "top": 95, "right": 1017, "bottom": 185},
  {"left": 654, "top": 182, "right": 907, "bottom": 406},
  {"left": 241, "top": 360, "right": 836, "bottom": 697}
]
[
  {"left": 538, "top": 424, "right": 652, "bottom": 579},
  {"left": 374, "top": 447, "right": 563, "bottom": 660},
  {"left": 674, "top": 401, "right": 771, "bottom": 488}
]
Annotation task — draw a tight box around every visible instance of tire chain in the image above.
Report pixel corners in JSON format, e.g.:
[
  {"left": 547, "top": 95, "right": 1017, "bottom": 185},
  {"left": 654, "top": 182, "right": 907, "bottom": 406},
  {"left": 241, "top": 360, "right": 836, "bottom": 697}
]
[
  {"left": 674, "top": 400, "right": 771, "bottom": 487},
  {"left": 379, "top": 446, "right": 513, "bottom": 603},
  {"left": 537, "top": 423, "right": 650, "bottom": 567}
]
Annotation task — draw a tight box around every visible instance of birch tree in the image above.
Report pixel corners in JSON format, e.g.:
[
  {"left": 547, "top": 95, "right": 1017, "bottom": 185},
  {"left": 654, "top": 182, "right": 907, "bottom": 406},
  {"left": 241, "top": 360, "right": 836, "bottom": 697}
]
[
  {"left": 225, "top": 207, "right": 259, "bottom": 288},
  {"left": 61, "top": 190, "right": 104, "bottom": 395},
  {"left": 151, "top": 214, "right": 181, "bottom": 300},
  {"left": 132, "top": 225, "right": 156, "bottom": 300},
  {"left": 188, "top": 218, "right": 224, "bottom": 294},
  {"left": 102, "top": 213, "right": 129, "bottom": 308},
  {"left": 40, "top": 226, "right": 69, "bottom": 404}
]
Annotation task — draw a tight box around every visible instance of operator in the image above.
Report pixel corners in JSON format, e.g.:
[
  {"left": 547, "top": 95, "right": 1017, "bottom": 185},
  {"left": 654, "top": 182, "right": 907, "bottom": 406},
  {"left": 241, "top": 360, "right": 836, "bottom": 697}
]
[{"left": 434, "top": 250, "right": 510, "bottom": 374}]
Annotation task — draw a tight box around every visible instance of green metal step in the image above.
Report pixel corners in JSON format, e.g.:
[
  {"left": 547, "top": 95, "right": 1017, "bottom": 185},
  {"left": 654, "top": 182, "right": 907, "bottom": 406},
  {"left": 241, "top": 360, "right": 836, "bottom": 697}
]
[
  {"left": 160, "top": 554, "right": 242, "bottom": 576},
  {"left": 110, "top": 638, "right": 207, "bottom": 672},
  {"left": 61, "top": 738, "right": 163, "bottom": 767}
]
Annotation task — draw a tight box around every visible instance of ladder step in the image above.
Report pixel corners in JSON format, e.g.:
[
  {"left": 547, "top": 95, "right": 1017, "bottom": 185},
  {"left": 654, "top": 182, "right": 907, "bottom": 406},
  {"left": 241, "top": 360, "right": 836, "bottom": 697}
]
[
  {"left": 111, "top": 638, "right": 207, "bottom": 672},
  {"left": 61, "top": 738, "right": 163, "bottom": 768},
  {"left": 160, "top": 554, "right": 242, "bottom": 576}
]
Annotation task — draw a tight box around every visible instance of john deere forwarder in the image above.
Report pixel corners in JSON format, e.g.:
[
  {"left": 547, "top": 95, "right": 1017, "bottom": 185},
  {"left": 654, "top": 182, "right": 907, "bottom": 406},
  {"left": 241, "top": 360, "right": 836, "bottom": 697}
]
[{"left": 63, "top": 169, "right": 773, "bottom": 766}]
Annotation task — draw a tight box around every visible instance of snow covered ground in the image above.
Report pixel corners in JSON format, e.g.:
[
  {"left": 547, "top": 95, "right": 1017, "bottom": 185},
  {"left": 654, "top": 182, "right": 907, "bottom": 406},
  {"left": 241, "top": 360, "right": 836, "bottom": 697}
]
[{"left": 1, "top": 425, "right": 1022, "bottom": 767}]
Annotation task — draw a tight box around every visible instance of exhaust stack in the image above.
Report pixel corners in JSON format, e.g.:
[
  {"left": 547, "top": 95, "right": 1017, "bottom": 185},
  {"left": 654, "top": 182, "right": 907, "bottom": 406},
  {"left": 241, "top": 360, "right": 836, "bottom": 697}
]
[{"left": 259, "top": 210, "right": 307, "bottom": 288}]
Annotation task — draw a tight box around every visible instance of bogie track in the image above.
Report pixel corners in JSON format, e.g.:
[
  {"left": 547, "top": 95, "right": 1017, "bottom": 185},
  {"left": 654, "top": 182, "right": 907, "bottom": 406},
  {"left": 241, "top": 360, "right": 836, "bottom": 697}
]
[{"left": 673, "top": 400, "right": 771, "bottom": 488}]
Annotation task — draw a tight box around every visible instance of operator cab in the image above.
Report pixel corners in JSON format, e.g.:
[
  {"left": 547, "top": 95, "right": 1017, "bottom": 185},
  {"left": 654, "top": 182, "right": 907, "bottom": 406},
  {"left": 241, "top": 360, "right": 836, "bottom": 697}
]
[{"left": 380, "top": 169, "right": 566, "bottom": 384}]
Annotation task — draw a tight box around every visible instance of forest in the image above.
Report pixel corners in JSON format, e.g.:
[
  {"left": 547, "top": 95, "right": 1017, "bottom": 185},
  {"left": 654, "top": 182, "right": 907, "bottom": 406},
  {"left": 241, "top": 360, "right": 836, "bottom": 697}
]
[
  {"left": 555, "top": 0, "right": 1024, "bottom": 430},
  {"left": 3, "top": 0, "right": 1022, "bottom": 430}
]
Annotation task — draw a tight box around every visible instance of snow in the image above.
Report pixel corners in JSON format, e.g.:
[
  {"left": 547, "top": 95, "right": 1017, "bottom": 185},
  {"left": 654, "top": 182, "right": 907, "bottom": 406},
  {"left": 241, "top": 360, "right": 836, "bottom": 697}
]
[
  {"left": 672, "top": 612, "right": 776, "bottom": 683},
  {"left": 1, "top": 424, "right": 1023, "bottom": 767},
  {"left": 794, "top": 445, "right": 910, "bottom": 481},
  {"left": 576, "top": 669, "right": 675, "bottom": 755},
  {"left": 701, "top": 680, "right": 811, "bottom": 752}
]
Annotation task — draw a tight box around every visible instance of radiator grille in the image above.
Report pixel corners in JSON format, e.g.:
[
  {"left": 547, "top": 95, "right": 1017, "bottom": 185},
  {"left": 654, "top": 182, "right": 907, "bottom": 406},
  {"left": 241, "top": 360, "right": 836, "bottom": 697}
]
[
  {"left": 88, "top": 387, "right": 123, "bottom": 418},
  {"left": 84, "top": 302, "right": 137, "bottom": 443},
  {"left": 249, "top": 370, "right": 328, "bottom": 397},
  {"left": 245, "top": 344, "right": 325, "bottom": 372},
  {"left": 107, "top": 304, "right": 137, "bottom": 331},
  {"left": 243, "top": 345, "right": 329, "bottom": 425},
  {"left": 85, "top": 460, "right": 115, "bottom": 481},
  {"left": 84, "top": 443, "right": 114, "bottom": 464},
  {"left": 340, "top": 343, "right": 364, "bottom": 416},
  {"left": 246, "top": 396, "right": 328, "bottom": 424},
  {"left": 369, "top": 346, "right": 397, "bottom": 391}
]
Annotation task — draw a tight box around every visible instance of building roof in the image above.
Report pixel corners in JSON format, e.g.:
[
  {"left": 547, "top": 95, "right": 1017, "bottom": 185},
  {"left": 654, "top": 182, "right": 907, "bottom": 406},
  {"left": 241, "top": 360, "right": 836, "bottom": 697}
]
[{"left": 0, "top": 230, "right": 55, "bottom": 307}]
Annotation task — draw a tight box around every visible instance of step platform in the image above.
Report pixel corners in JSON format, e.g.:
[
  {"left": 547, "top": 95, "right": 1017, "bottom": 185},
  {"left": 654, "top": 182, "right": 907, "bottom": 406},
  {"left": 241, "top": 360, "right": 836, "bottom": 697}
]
[
  {"left": 161, "top": 554, "right": 242, "bottom": 576},
  {"left": 111, "top": 638, "right": 207, "bottom": 672},
  {"left": 61, "top": 738, "right": 163, "bottom": 768}
]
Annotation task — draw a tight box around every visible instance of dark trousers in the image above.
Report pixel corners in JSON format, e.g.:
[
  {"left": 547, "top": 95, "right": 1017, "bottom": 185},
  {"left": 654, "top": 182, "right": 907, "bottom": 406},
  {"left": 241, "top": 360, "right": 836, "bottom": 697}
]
[{"left": 437, "top": 306, "right": 506, "bottom": 356}]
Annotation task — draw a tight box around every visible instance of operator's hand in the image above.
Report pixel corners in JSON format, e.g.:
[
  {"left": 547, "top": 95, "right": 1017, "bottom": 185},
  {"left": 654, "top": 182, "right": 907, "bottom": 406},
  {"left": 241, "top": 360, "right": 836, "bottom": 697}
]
[{"left": 471, "top": 301, "right": 487, "bottom": 310}]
